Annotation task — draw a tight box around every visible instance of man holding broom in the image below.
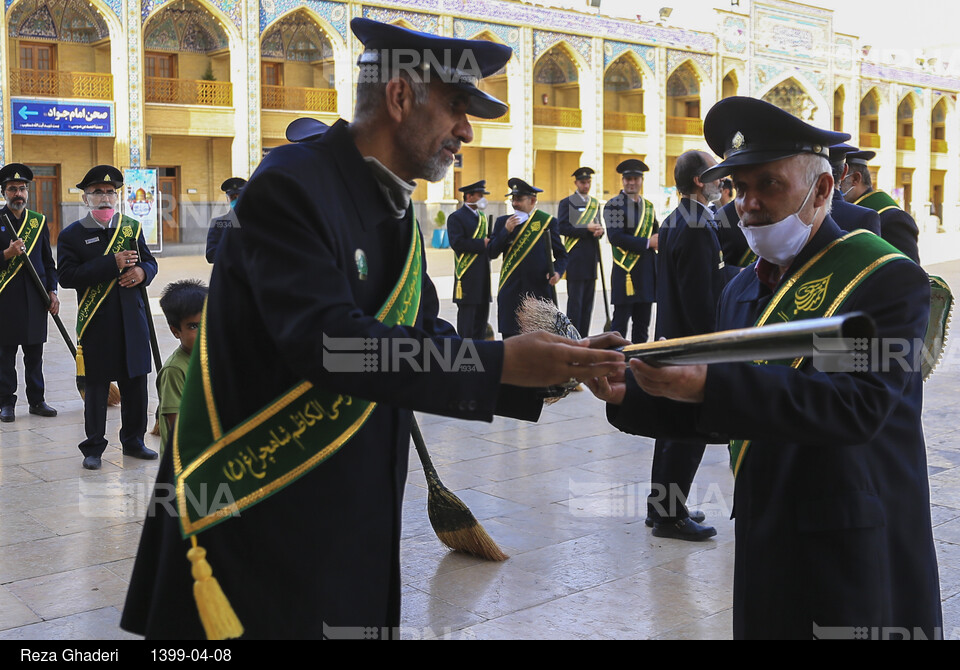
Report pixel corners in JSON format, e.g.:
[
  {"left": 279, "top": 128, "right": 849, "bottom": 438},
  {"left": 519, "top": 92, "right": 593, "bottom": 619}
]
[
  {"left": 57, "top": 165, "right": 159, "bottom": 470},
  {"left": 0, "top": 163, "right": 58, "bottom": 423},
  {"left": 120, "top": 18, "right": 626, "bottom": 640}
]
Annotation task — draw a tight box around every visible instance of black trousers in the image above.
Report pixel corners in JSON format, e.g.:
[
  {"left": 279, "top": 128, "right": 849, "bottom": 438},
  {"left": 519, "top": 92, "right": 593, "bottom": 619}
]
[
  {"left": 79, "top": 375, "right": 148, "bottom": 457},
  {"left": 456, "top": 302, "right": 490, "bottom": 341},
  {"left": 0, "top": 343, "right": 45, "bottom": 407},
  {"left": 611, "top": 302, "right": 652, "bottom": 344},
  {"left": 565, "top": 279, "right": 596, "bottom": 337},
  {"left": 647, "top": 438, "right": 707, "bottom": 522}
]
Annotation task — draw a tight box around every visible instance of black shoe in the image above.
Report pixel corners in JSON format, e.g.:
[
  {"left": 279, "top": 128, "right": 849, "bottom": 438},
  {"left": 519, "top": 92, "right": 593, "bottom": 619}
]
[
  {"left": 651, "top": 517, "right": 717, "bottom": 542},
  {"left": 82, "top": 455, "right": 102, "bottom": 470},
  {"left": 28, "top": 402, "right": 57, "bottom": 417},
  {"left": 0, "top": 405, "right": 13, "bottom": 423},
  {"left": 122, "top": 444, "right": 158, "bottom": 460},
  {"left": 645, "top": 509, "right": 706, "bottom": 528}
]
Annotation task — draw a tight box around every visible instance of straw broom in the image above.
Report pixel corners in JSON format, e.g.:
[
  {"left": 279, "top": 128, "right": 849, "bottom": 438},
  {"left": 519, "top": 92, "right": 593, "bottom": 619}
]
[{"left": 410, "top": 417, "right": 508, "bottom": 561}]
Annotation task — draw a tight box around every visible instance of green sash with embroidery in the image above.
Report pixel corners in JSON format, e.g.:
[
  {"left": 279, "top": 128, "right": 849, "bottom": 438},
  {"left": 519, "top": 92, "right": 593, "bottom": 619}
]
[
  {"left": 0, "top": 209, "right": 44, "bottom": 295},
  {"left": 75, "top": 216, "right": 140, "bottom": 341},
  {"left": 854, "top": 189, "right": 902, "bottom": 216},
  {"left": 173, "top": 210, "right": 423, "bottom": 537},
  {"left": 498, "top": 209, "right": 553, "bottom": 292},
  {"left": 728, "top": 230, "right": 909, "bottom": 477},
  {"left": 611, "top": 197, "right": 655, "bottom": 296},
  {"left": 454, "top": 210, "right": 486, "bottom": 300},
  {"left": 562, "top": 196, "right": 600, "bottom": 253}
]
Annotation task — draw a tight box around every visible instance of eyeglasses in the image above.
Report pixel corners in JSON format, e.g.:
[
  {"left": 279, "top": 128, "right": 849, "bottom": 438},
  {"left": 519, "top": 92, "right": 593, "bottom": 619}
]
[
  {"left": 4, "top": 185, "right": 28, "bottom": 194},
  {"left": 85, "top": 190, "right": 117, "bottom": 197}
]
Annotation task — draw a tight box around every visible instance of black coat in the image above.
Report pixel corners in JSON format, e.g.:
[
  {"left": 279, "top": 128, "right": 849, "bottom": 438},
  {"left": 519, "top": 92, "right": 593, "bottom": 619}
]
[
  {"left": 0, "top": 207, "right": 56, "bottom": 345},
  {"left": 608, "top": 216, "right": 941, "bottom": 639},
  {"left": 879, "top": 208, "right": 921, "bottom": 264},
  {"left": 557, "top": 193, "right": 601, "bottom": 281},
  {"left": 603, "top": 192, "right": 658, "bottom": 304},
  {"left": 446, "top": 204, "right": 491, "bottom": 305},
  {"left": 120, "top": 119, "right": 543, "bottom": 639},
  {"left": 488, "top": 210, "right": 568, "bottom": 336},
  {"left": 831, "top": 189, "right": 881, "bottom": 236},
  {"left": 56, "top": 214, "right": 158, "bottom": 381},
  {"left": 655, "top": 199, "right": 730, "bottom": 340}
]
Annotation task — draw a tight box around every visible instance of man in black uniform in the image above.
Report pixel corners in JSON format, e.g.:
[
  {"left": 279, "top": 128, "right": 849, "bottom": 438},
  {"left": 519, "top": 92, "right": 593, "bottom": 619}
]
[
  {"left": 205, "top": 177, "right": 246, "bottom": 264},
  {"left": 447, "top": 180, "right": 492, "bottom": 339},
  {"left": 604, "top": 159, "right": 658, "bottom": 343},
  {"left": 0, "top": 163, "right": 59, "bottom": 422},
  {"left": 489, "top": 178, "right": 568, "bottom": 338},
  {"left": 826, "top": 144, "right": 880, "bottom": 235},
  {"left": 643, "top": 150, "right": 731, "bottom": 541},
  {"left": 57, "top": 165, "right": 159, "bottom": 470},
  {"left": 842, "top": 150, "right": 920, "bottom": 262},
  {"left": 120, "top": 19, "right": 624, "bottom": 640},
  {"left": 558, "top": 166, "right": 604, "bottom": 336}
]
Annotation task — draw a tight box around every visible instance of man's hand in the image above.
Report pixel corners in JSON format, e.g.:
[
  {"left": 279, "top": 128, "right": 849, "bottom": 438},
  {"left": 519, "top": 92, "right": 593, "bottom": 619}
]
[
  {"left": 588, "top": 222, "right": 604, "bottom": 238},
  {"left": 115, "top": 249, "right": 138, "bottom": 272},
  {"left": 48, "top": 292, "right": 60, "bottom": 316},
  {"left": 4, "top": 238, "right": 26, "bottom": 260},
  {"left": 547, "top": 272, "right": 561, "bottom": 286},
  {"left": 629, "top": 359, "right": 706, "bottom": 403},
  {"left": 120, "top": 266, "right": 146, "bottom": 289},
  {"left": 501, "top": 331, "right": 626, "bottom": 388},
  {"left": 505, "top": 214, "right": 521, "bottom": 233},
  {"left": 647, "top": 233, "right": 659, "bottom": 252}
]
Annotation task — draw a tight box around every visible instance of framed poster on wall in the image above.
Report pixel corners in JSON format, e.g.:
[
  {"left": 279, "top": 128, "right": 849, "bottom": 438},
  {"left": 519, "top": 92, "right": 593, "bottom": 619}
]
[{"left": 123, "top": 168, "right": 160, "bottom": 253}]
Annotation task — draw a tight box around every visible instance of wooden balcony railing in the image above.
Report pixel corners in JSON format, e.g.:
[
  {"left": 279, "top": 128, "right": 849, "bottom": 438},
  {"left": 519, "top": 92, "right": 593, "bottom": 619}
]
[
  {"left": 533, "top": 105, "right": 581, "bottom": 128},
  {"left": 145, "top": 77, "right": 232, "bottom": 106},
  {"left": 9, "top": 69, "right": 113, "bottom": 100},
  {"left": 261, "top": 85, "right": 337, "bottom": 113},
  {"left": 605, "top": 111, "right": 646, "bottom": 132},
  {"left": 932, "top": 139, "right": 949, "bottom": 154},
  {"left": 666, "top": 116, "right": 703, "bottom": 135},
  {"left": 897, "top": 136, "right": 916, "bottom": 151},
  {"left": 859, "top": 132, "right": 881, "bottom": 148}
]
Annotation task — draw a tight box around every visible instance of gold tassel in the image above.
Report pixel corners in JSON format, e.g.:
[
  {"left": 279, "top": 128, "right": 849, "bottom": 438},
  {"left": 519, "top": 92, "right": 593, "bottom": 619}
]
[
  {"left": 76, "top": 344, "right": 85, "bottom": 377},
  {"left": 455, "top": 279, "right": 462, "bottom": 300},
  {"left": 187, "top": 536, "right": 244, "bottom": 640},
  {"left": 625, "top": 273, "right": 635, "bottom": 297}
]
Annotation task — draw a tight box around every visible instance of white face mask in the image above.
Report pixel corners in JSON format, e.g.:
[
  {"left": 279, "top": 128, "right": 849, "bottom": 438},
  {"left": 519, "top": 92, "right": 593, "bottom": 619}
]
[
  {"left": 512, "top": 209, "right": 529, "bottom": 223},
  {"left": 739, "top": 179, "right": 819, "bottom": 268},
  {"left": 476, "top": 197, "right": 487, "bottom": 210}
]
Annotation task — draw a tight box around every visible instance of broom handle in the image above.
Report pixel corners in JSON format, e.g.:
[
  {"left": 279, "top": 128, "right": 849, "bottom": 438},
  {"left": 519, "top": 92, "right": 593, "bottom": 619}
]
[
  {"left": 410, "top": 416, "right": 443, "bottom": 485},
  {"left": 3, "top": 213, "right": 77, "bottom": 357},
  {"left": 595, "top": 235, "right": 611, "bottom": 328}
]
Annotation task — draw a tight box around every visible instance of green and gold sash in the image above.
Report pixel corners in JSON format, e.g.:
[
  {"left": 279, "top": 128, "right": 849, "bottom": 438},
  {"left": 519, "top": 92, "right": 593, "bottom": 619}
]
[
  {"left": 562, "top": 196, "right": 600, "bottom": 253},
  {"left": 454, "top": 210, "right": 486, "bottom": 300},
  {"left": 854, "top": 189, "right": 902, "bottom": 216},
  {"left": 728, "top": 230, "right": 908, "bottom": 477},
  {"left": 75, "top": 216, "right": 141, "bottom": 342},
  {"left": 0, "top": 209, "right": 44, "bottom": 296},
  {"left": 611, "top": 197, "right": 655, "bottom": 296},
  {"left": 737, "top": 247, "right": 758, "bottom": 267},
  {"left": 498, "top": 209, "right": 553, "bottom": 292},
  {"left": 173, "top": 210, "right": 423, "bottom": 537}
]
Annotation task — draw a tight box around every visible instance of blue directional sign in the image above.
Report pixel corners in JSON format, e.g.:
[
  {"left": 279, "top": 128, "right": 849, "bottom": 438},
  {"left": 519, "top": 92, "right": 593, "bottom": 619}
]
[{"left": 11, "top": 99, "right": 114, "bottom": 137}]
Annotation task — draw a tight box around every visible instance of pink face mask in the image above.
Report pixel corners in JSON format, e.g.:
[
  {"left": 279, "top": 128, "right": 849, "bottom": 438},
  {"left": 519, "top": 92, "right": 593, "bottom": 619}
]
[{"left": 90, "top": 208, "right": 116, "bottom": 224}]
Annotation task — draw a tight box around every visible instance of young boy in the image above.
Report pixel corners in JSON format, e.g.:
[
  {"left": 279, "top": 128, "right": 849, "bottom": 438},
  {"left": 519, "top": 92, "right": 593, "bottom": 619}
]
[{"left": 156, "top": 279, "right": 207, "bottom": 453}]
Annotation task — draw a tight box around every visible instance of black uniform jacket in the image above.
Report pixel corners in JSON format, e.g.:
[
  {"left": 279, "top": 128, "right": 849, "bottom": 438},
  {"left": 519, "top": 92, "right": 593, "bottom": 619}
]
[
  {"left": 57, "top": 214, "right": 158, "bottom": 381},
  {"left": 446, "top": 204, "right": 491, "bottom": 305},
  {"left": 0, "top": 206, "right": 56, "bottom": 345},
  {"left": 607, "top": 216, "right": 941, "bottom": 639},
  {"left": 831, "top": 189, "right": 881, "bottom": 236},
  {"left": 603, "top": 192, "right": 658, "bottom": 304},
  {"left": 557, "top": 192, "right": 601, "bottom": 282},
  {"left": 120, "top": 119, "right": 543, "bottom": 639}
]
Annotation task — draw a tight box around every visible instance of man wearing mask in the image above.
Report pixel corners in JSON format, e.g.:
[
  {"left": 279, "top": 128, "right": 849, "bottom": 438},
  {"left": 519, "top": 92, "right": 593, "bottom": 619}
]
[
  {"left": 57, "top": 165, "right": 159, "bottom": 470},
  {"left": 558, "top": 167, "right": 604, "bottom": 337},
  {"left": 489, "top": 178, "right": 568, "bottom": 338},
  {"left": 826, "top": 144, "right": 880, "bottom": 235},
  {"left": 0, "top": 163, "right": 59, "bottom": 422},
  {"left": 447, "top": 180, "right": 492, "bottom": 340},
  {"left": 604, "top": 159, "right": 659, "bottom": 343},
  {"left": 841, "top": 150, "right": 920, "bottom": 263},
  {"left": 205, "top": 177, "right": 246, "bottom": 264},
  {"left": 588, "top": 97, "right": 940, "bottom": 639}
]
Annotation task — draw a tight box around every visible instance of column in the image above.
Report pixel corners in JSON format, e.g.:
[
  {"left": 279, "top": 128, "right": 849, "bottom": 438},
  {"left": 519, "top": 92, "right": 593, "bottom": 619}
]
[
  {"left": 913, "top": 89, "right": 932, "bottom": 232},
  {"left": 650, "top": 47, "right": 666, "bottom": 207},
  {"left": 121, "top": 0, "right": 144, "bottom": 167},
  {"left": 0, "top": 1, "right": 8, "bottom": 165},
  {"left": 877, "top": 84, "right": 897, "bottom": 195},
  {"left": 236, "top": 0, "right": 258, "bottom": 177},
  {"left": 424, "top": 15, "right": 457, "bottom": 231},
  {"left": 507, "top": 26, "right": 533, "bottom": 182},
  {"left": 581, "top": 38, "right": 602, "bottom": 186},
  {"left": 944, "top": 102, "right": 960, "bottom": 232}
]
